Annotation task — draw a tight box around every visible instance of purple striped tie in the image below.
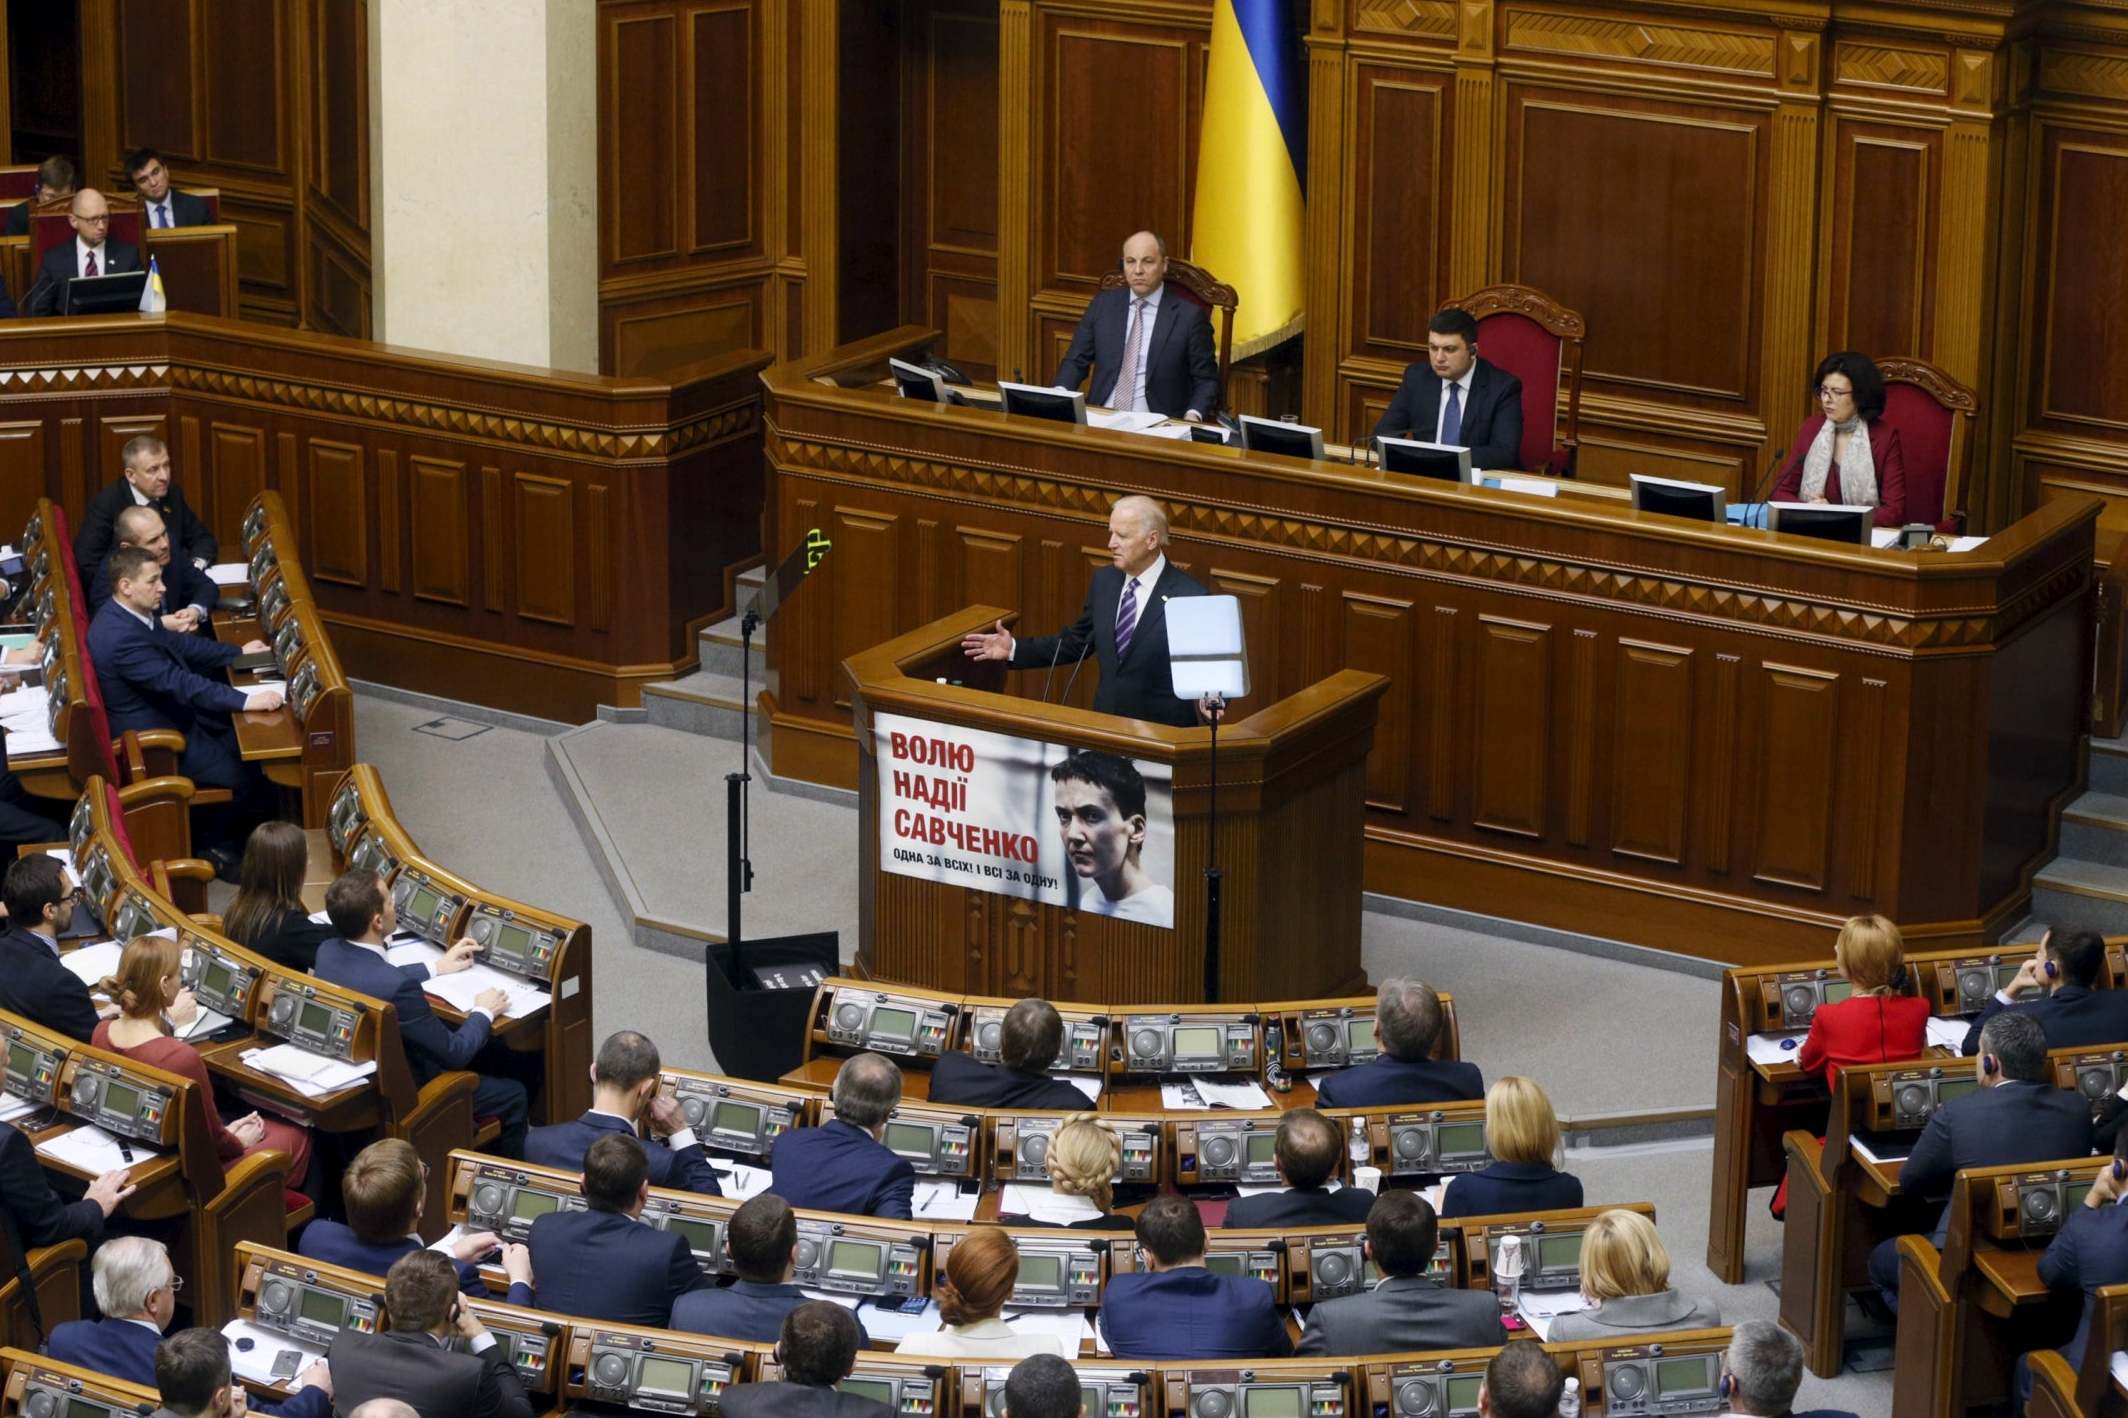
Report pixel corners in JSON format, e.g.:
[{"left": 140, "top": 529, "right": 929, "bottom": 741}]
[{"left": 1114, "top": 578, "right": 1139, "bottom": 662}]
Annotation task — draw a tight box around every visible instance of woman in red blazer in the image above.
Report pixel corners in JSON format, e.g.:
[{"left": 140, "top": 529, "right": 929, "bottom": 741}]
[
  {"left": 1770, "top": 352, "right": 1910, "bottom": 527},
  {"left": 1796, "top": 913, "right": 1931, "bottom": 1089}
]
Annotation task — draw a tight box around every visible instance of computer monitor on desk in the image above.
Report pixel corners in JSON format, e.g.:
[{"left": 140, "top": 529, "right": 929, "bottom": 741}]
[
  {"left": 1768, "top": 502, "right": 1872, "bottom": 545},
  {"left": 1630, "top": 474, "right": 1727, "bottom": 523},
  {"left": 62, "top": 270, "right": 148, "bottom": 316},
  {"left": 1239, "top": 414, "right": 1324, "bottom": 460},
  {"left": 998, "top": 382, "right": 1087, "bottom": 425},
  {"left": 888, "top": 358, "right": 951, "bottom": 404},
  {"left": 1374, "top": 436, "right": 1471, "bottom": 484}
]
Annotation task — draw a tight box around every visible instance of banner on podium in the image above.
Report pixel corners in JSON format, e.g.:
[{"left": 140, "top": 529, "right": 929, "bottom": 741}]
[{"left": 874, "top": 711, "right": 1175, "bottom": 928}]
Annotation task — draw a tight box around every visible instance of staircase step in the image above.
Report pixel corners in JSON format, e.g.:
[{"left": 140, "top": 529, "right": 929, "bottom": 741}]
[
  {"left": 699, "top": 614, "right": 768, "bottom": 678},
  {"left": 2095, "top": 735, "right": 2128, "bottom": 796},
  {"left": 2033, "top": 857, "right": 2128, "bottom": 935},
  {"left": 2063, "top": 792, "right": 2128, "bottom": 863},
  {"left": 640, "top": 669, "right": 751, "bottom": 740}
]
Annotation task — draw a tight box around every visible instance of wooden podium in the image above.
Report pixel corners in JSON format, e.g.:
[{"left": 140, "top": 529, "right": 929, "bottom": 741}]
[{"left": 843, "top": 605, "right": 1388, "bottom": 1005}]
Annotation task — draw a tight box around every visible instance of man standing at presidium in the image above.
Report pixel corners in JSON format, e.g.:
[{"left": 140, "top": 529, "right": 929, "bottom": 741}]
[
  {"left": 960, "top": 495, "right": 1206, "bottom": 728},
  {"left": 1052, "top": 231, "right": 1220, "bottom": 420},
  {"left": 1375, "top": 308, "right": 1524, "bottom": 473}
]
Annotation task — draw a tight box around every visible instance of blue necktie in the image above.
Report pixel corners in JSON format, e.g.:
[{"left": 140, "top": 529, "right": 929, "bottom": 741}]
[
  {"left": 1114, "top": 578, "right": 1139, "bottom": 662},
  {"left": 1441, "top": 382, "right": 1463, "bottom": 445}
]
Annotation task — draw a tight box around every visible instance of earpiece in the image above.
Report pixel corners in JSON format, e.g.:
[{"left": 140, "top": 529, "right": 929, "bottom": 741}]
[
  {"left": 1718, "top": 1376, "right": 1733, "bottom": 1401},
  {"left": 2046, "top": 960, "right": 2059, "bottom": 980},
  {"left": 2113, "top": 1157, "right": 2124, "bottom": 1183},
  {"left": 1982, "top": 1055, "right": 1999, "bottom": 1077}
]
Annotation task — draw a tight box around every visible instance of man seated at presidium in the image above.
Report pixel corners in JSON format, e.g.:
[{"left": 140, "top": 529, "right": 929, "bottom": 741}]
[
  {"left": 1052, "top": 231, "right": 1219, "bottom": 421},
  {"left": 1314, "top": 976, "right": 1483, "bottom": 1109},
  {"left": 1374, "top": 309, "right": 1524, "bottom": 473},
  {"left": 24, "top": 188, "right": 143, "bottom": 319},
  {"left": 960, "top": 495, "right": 1209, "bottom": 729},
  {"left": 126, "top": 147, "right": 213, "bottom": 229},
  {"left": 928, "top": 997, "right": 1097, "bottom": 1112},
  {"left": 3, "top": 155, "right": 75, "bottom": 236}
]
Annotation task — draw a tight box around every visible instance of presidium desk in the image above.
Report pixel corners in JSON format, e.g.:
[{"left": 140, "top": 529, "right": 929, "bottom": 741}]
[{"left": 764, "top": 329, "right": 2100, "bottom": 970}]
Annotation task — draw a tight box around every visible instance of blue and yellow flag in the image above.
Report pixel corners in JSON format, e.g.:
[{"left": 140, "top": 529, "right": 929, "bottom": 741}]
[{"left": 1191, "top": 0, "right": 1306, "bottom": 359}]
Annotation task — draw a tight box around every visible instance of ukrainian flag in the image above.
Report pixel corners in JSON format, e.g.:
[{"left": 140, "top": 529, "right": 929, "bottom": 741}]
[{"left": 1191, "top": 0, "right": 1305, "bottom": 359}]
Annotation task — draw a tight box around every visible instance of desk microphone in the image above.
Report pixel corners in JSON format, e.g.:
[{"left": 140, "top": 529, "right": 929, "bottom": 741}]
[
  {"left": 1744, "top": 443, "right": 1789, "bottom": 528},
  {"left": 1057, "top": 637, "right": 1091, "bottom": 709},
  {"left": 1038, "top": 627, "right": 1069, "bottom": 704}
]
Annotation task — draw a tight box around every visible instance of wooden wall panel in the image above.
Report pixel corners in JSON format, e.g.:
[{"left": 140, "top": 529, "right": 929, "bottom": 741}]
[
  {"left": 1351, "top": 64, "right": 1450, "bottom": 365},
  {"left": 2030, "top": 129, "right": 2128, "bottom": 436},
  {"left": 1343, "top": 593, "right": 1414, "bottom": 815},
  {"left": 1611, "top": 640, "right": 1694, "bottom": 865},
  {"left": 958, "top": 527, "right": 1022, "bottom": 620},
  {"left": 1823, "top": 123, "right": 1937, "bottom": 361},
  {"left": 901, "top": 0, "right": 1001, "bottom": 379},
  {"left": 305, "top": 439, "right": 369, "bottom": 588},
  {"left": 0, "top": 423, "right": 47, "bottom": 506},
  {"left": 830, "top": 510, "right": 900, "bottom": 711},
  {"left": 513, "top": 474, "right": 578, "bottom": 626},
  {"left": 410, "top": 457, "right": 470, "bottom": 607},
  {"left": 205, "top": 424, "right": 269, "bottom": 531},
  {"left": 1752, "top": 663, "right": 1839, "bottom": 891},
  {"left": 1471, "top": 616, "right": 1550, "bottom": 839}
]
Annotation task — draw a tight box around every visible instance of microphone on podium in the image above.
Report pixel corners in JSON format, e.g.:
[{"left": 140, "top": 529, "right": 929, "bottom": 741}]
[{"left": 1744, "top": 443, "right": 1789, "bottom": 528}]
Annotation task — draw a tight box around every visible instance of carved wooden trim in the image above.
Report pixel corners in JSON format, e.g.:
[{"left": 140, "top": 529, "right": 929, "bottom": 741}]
[
  {"left": 1501, "top": 11, "right": 1775, "bottom": 76},
  {"left": 1356, "top": 0, "right": 1457, "bottom": 38},
  {"left": 1097, "top": 256, "right": 1238, "bottom": 313},
  {"left": 1445, "top": 282, "right": 1586, "bottom": 338},
  {"left": 1878, "top": 356, "right": 1979, "bottom": 413}
]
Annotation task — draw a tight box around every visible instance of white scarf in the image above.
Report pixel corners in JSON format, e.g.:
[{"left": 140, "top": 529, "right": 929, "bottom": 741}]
[{"left": 1799, "top": 416, "right": 1876, "bottom": 507}]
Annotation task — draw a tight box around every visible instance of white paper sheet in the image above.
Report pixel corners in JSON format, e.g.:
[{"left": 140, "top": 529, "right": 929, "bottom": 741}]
[
  {"left": 999, "top": 1309, "right": 1091, "bottom": 1351},
  {"left": 799, "top": 1288, "right": 863, "bottom": 1309},
  {"left": 389, "top": 941, "right": 552, "bottom": 1020},
  {"left": 176, "top": 1006, "right": 236, "bottom": 1041},
  {"left": 1925, "top": 1017, "right": 1968, "bottom": 1052},
  {"left": 2111, "top": 1351, "right": 2128, "bottom": 1389},
  {"left": 1744, "top": 1032, "right": 1807, "bottom": 1067},
  {"left": 206, "top": 563, "right": 253, "bottom": 587},
  {"left": 912, "top": 1180, "right": 981, "bottom": 1221},
  {"left": 1159, "top": 1082, "right": 1211, "bottom": 1110},
  {"left": 862, "top": 1299, "right": 944, "bottom": 1344},
  {"left": 1514, "top": 1289, "right": 1594, "bottom": 1339},
  {"left": 1087, "top": 410, "right": 1171, "bottom": 433},
  {"left": 1482, "top": 475, "right": 1560, "bottom": 498},
  {"left": 1948, "top": 536, "right": 1988, "bottom": 553},
  {"left": 220, "top": 1318, "right": 323, "bottom": 1387},
  {"left": 997, "top": 1184, "right": 1102, "bottom": 1225},
  {"left": 58, "top": 938, "right": 125, "bottom": 988},
  {"left": 37, "top": 1123, "right": 152, "bottom": 1173},
  {"left": 1060, "top": 1073, "right": 1103, "bottom": 1102},
  {"left": 1194, "top": 1078, "right": 1274, "bottom": 1110},
  {"left": 243, "top": 1044, "right": 378, "bottom": 1097},
  {"left": 1849, "top": 1134, "right": 1905, "bottom": 1166},
  {"left": 0, "top": 1093, "right": 40, "bottom": 1122},
  {"left": 307, "top": 910, "right": 332, "bottom": 925},
  {"left": 2, "top": 726, "right": 58, "bottom": 755},
  {"left": 1870, "top": 528, "right": 1902, "bottom": 549},
  {"left": 45, "top": 849, "right": 76, "bottom": 873}
]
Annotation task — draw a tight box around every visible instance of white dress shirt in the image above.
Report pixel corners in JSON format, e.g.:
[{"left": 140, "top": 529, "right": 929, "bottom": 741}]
[
  {"left": 1436, "top": 364, "right": 1476, "bottom": 446},
  {"left": 149, "top": 199, "right": 174, "bottom": 230},
  {"left": 74, "top": 238, "right": 107, "bottom": 279},
  {"left": 586, "top": 1105, "right": 700, "bottom": 1156}
]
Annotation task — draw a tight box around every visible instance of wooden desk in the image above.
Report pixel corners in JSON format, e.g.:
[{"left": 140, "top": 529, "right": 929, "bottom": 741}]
[{"left": 766, "top": 327, "right": 2099, "bottom": 963}]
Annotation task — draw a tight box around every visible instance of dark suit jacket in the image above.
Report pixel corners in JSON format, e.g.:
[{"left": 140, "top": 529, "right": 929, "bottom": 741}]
[
  {"left": 927, "top": 1051, "right": 1094, "bottom": 1112},
  {"left": 0, "top": 926, "right": 99, "bottom": 1041},
  {"left": 297, "top": 1220, "right": 528, "bottom": 1303},
  {"left": 229, "top": 905, "right": 335, "bottom": 973},
  {"left": 44, "top": 1317, "right": 160, "bottom": 1385},
  {"left": 313, "top": 937, "right": 492, "bottom": 1088},
  {"left": 1771, "top": 415, "right": 1911, "bottom": 527},
  {"left": 86, "top": 598, "right": 246, "bottom": 770},
  {"left": 24, "top": 238, "right": 143, "bottom": 318},
  {"left": 526, "top": 1207, "right": 708, "bottom": 1326},
  {"left": 139, "top": 190, "right": 213, "bottom": 229},
  {"left": 525, "top": 1110, "right": 723, "bottom": 1195},
  {"left": 1960, "top": 984, "right": 2128, "bottom": 1057},
  {"left": 2040, "top": 1198, "right": 2128, "bottom": 1375},
  {"left": 1313, "top": 1054, "right": 1485, "bottom": 1110},
  {"left": 1295, "top": 1273, "right": 1503, "bottom": 1356},
  {"left": 1100, "top": 1266, "right": 1294, "bottom": 1359},
  {"left": 1438, "top": 1162, "right": 1583, "bottom": 1219},
  {"left": 1898, "top": 1079, "right": 2094, "bottom": 1240},
  {"left": 0, "top": 1122, "right": 104, "bottom": 1249},
  {"left": 1375, "top": 356, "right": 1525, "bottom": 473},
  {"left": 671, "top": 1278, "right": 818, "bottom": 1344},
  {"left": 1223, "top": 1184, "right": 1375, "bottom": 1229},
  {"left": 87, "top": 554, "right": 217, "bottom": 623},
  {"left": 723, "top": 1382, "right": 895, "bottom": 1418},
  {"left": 77, "top": 478, "right": 219, "bottom": 578},
  {"left": 1053, "top": 283, "right": 1220, "bottom": 418},
  {"left": 770, "top": 1118, "right": 917, "bottom": 1219},
  {"left": 2, "top": 204, "right": 26, "bottom": 238},
  {"left": 328, "top": 1327, "right": 534, "bottom": 1418},
  {"left": 1007, "top": 560, "right": 1208, "bottom": 727}
]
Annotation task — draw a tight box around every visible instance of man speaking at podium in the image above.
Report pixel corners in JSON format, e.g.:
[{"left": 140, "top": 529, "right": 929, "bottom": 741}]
[{"left": 960, "top": 494, "right": 1205, "bottom": 728}]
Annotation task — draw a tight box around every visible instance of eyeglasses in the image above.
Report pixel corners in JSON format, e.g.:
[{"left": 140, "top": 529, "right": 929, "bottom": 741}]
[
  {"left": 162, "top": 1274, "right": 184, "bottom": 1294},
  {"left": 74, "top": 214, "right": 110, "bottom": 226},
  {"left": 1817, "top": 385, "right": 1854, "bottom": 401}
]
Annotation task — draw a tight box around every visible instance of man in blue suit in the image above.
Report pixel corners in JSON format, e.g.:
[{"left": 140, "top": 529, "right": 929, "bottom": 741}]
[
  {"left": 1100, "top": 1194, "right": 1293, "bottom": 1359},
  {"left": 0, "top": 855, "right": 100, "bottom": 1041},
  {"left": 768, "top": 1053, "right": 916, "bottom": 1219},
  {"left": 1223, "top": 1109, "right": 1374, "bottom": 1229},
  {"left": 2033, "top": 1135, "right": 2128, "bottom": 1400},
  {"left": 1869, "top": 1012, "right": 2094, "bottom": 1308},
  {"left": 1374, "top": 308, "right": 1526, "bottom": 474},
  {"left": 1961, "top": 927, "right": 2128, "bottom": 1056},
  {"left": 1052, "top": 231, "right": 1220, "bottom": 420},
  {"left": 2, "top": 1120, "right": 133, "bottom": 1254},
  {"left": 313, "top": 870, "right": 529, "bottom": 1157},
  {"left": 154, "top": 1327, "right": 334, "bottom": 1418},
  {"left": 526, "top": 1133, "right": 708, "bottom": 1325},
  {"left": 927, "top": 998, "right": 1096, "bottom": 1112},
  {"left": 672, "top": 1194, "right": 851, "bottom": 1343},
  {"left": 299, "top": 1137, "right": 533, "bottom": 1301},
  {"left": 525, "top": 1029, "right": 721, "bottom": 1194},
  {"left": 86, "top": 507, "right": 218, "bottom": 628},
  {"left": 1314, "top": 978, "right": 1483, "bottom": 1109}
]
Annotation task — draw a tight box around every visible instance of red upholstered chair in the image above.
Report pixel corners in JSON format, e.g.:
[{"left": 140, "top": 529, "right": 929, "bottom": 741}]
[
  {"left": 1441, "top": 284, "right": 1587, "bottom": 476},
  {"left": 1096, "top": 255, "right": 1239, "bottom": 415},
  {"left": 180, "top": 187, "right": 221, "bottom": 222},
  {"left": 1874, "top": 356, "right": 1977, "bottom": 532},
  {"left": 0, "top": 166, "right": 37, "bottom": 201},
  {"left": 30, "top": 195, "right": 144, "bottom": 266}
]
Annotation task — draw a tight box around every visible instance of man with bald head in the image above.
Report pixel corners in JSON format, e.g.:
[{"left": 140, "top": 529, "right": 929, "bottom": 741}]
[
  {"left": 962, "top": 494, "right": 1209, "bottom": 727},
  {"left": 26, "top": 187, "right": 142, "bottom": 317},
  {"left": 1053, "top": 230, "right": 1220, "bottom": 420},
  {"left": 88, "top": 506, "right": 217, "bottom": 630}
]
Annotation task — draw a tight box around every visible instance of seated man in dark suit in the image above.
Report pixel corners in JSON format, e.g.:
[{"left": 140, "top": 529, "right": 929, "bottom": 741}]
[
  {"left": 1100, "top": 1193, "right": 1293, "bottom": 1359},
  {"left": 3, "top": 156, "right": 75, "bottom": 238},
  {"left": 313, "top": 870, "right": 529, "bottom": 1158},
  {"left": 1053, "top": 231, "right": 1219, "bottom": 420},
  {"left": 672, "top": 1194, "right": 840, "bottom": 1343},
  {"left": 299, "top": 1137, "right": 533, "bottom": 1301},
  {"left": 1718, "top": 1321, "right": 1857, "bottom": 1418},
  {"left": 24, "top": 189, "right": 143, "bottom": 318},
  {"left": 77, "top": 434, "right": 219, "bottom": 578},
  {"left": 88, "top": 506, "right": 217, "bottom": 629},
  {"left": 1374, "top": 308, "right": 1526, "bottom": 473},
  {"left": 1001, "top": 1355, "right": 1079, "bottom": 1418},
  {"left": 0, "top": 855, "right": 100, "bottom": 1041},
  {"left": 124, "top": 148, "right": 212, "bottom": 230},
  {"left": 1224, "top": 1108, "right": 1374, "bottom": 1228},
  {"left": 1, "top": 1119, "right": 132, "bottom": 1254},
  {"left": 525, "top": 1028, "right": 721, "bottom": 1193},
  {"left": 1478, "top": 1342, "right": 1564, "bottom": 1418},
  {"left": 928, "top": 998, "right": 1096, "bottom": 1112},
  {"left": 1868, "top": 1011, "right": 2094, "bottom": 1308},
  {"left": 328, "top": 1250, "right": 535, "bottom": 1418},
  {"left": 2030, "top": 1131, "right": 2128, "bottom": 1404},
  {"left": 1960, "top": 927, "right": 2128, "bottom": 1055},
  {"left": 1314, "top": 977, "right": 1483, "bottom": 1108},
  {"left": 154, "top": 1327, "right": 333, "bottom": 1418},
  {"left": 1297, "top": 1190, "right": 1499, "bottom": 1355},
  {"left": 722, "top": 1302, "right": 892, "bottom": 1418},
  {"left": 768, "top": 1052, "right": 917, "bottom": 1219},
  {"left": 525, "top": 1133, "right": 708, "bottom": 1325}
]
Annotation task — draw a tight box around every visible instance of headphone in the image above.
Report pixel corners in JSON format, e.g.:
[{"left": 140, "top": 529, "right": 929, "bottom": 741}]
[
  {"left": 1718, "top": 1375, "right": 1733, "bottom": 1401},
  {"left": 1982, "top": 1054, "right": 1999, "bottom": 1077}
]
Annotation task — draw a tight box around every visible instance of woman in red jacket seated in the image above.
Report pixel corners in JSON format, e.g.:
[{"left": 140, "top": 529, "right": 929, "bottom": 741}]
[
  {"left": 94, "top": 933, "right": 314, "bottom": 1185},
  {"left": 1770, "top": 352, "right": 1909, "bottom": 527},
  {"left": 1796, "top": 913, "right": 1931, "bottom": 1089}
]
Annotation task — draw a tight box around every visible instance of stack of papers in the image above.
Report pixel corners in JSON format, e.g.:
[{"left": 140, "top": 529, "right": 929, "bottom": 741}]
[
  {"left": 37, "top": 1123, "right": 153, "bottom": 1172},
  {"left": 206, "top": 564, "right": 253, "bottom": 587},
  {"left": 0, "top": 1094, "right": 41, "bottom": 1123},
  {"left": 58, "top": 939, "right": 126, "bottom": 990},
  {"left": 1159, "top": 1078, "right": 1275, "bottom": 1110},
  {"left": 0, "top": 682, "right": 56, "bottom": 756},
  {"left": 387, "top": 942, "right": 552, "bottom": 1020},
  {"left": 242, "top": 1043, "right": 378, "bottom": 1097},
  {"left": 220, "top": 1319, "right": 321, "bottom": 1388},
  {"left": 1744, "top": 1033, "right": 1806, "bottom": 1067},
  {"left": 911, "top": 1180, "right": 981, "bottom": 1221},
  {"left": 859, "top": 1298, "right": 943, "bottom": 1344},
  {"left": 1925, "top": 1017, "right": 1968, "bottom": 1052},
  {"left": 1000, "top": 1309, "right": 1092, "bottom": 1351},
  {"left": 1087, "top": 410, "right": 1171, "bottom": 433},
  {"left": 175, "top": 1006, "right": 235, "bottom": 1041},
  {"left": 1515, "top": 1289, "right": 1594, "bottom": 1339},
  {"left": 997, "top": 1183, "right": 1101, "bottom": 1225}
]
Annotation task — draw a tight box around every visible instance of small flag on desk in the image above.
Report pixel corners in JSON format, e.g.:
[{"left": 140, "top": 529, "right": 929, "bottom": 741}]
[
  {"left": 138, "top": 256, "right": 166, "bottom": 314},
  {"left": 1191, "top": 0, "right": 1306, "bottom": 360}
]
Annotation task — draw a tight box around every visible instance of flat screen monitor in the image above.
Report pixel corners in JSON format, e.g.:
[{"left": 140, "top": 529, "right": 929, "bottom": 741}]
[
  {"left": 1188, "top": 424, "right": 1232, "bottom": 445},
  {"left": 1237, "top": 414, "right": 1323, "bottom": 461},
  {"left": 1630, "top": 474, "right": 1727, "bottom": 523},
  {"left": 1767, "top": 502, "right": 1871, "bottom": 546},
  {"left": 888, "top": 358, "right": 949, "bottom": 403},
  {"left": 1374, "top": 437, "right": 1470, "bottom": 484},
  {"left": 63, "top": 270, "right": 149, "bottom": 316},
  {"left": 999, "top": 382, "right": 1087, "bottom": 425}
]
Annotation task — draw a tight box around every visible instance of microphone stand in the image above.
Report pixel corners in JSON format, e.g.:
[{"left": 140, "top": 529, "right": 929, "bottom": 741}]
[
  {"left": 1202, "top": 693, "right": 1224, "bottom": 1003},
  {"left": 726, "top": 605, "right": 759, "bottom": 962}
]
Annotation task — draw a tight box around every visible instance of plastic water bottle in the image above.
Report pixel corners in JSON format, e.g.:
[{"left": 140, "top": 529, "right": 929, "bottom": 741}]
[
  {"left": 1493, "top": 1234, "right": 1525, "bottom": 1316},
  {"left": 1557, "top": 1378, "right": 1581, "bottom": 1418},
  {"left": 1349, "top": 1118, "right": 1371, "bottom": 1169}
]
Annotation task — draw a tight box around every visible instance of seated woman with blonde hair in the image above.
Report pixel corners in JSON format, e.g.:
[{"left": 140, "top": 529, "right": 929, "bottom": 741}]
[
  {"left": 894, "top": 1226, "right": 1071, "bottom": 1359},
  {"left": 95, "top": 933, "right": 313, "bottom": 1187},
  {"left": 1546, "top": 1210, "right": 1720, "bottom": 1340},
  {"left": 1438, "top": 1076, "right": 1582, "bottom": 1218},
  {"left": 1008, "top": 1116, "right": 1136, "bottom": 1230}
]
